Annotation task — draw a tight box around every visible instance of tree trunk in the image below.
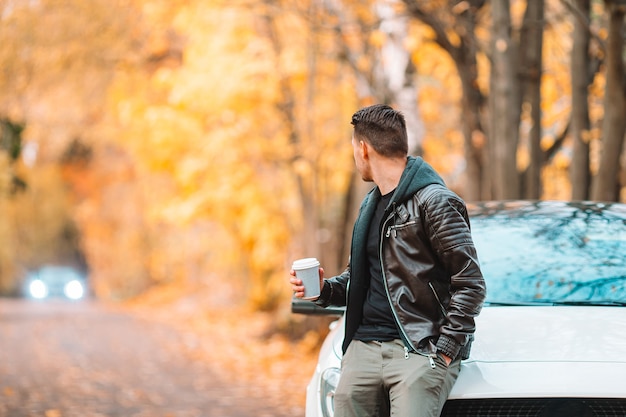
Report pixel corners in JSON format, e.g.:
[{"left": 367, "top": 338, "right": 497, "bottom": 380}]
[
  {"left": 489, "top": 0, "right": 521, "bottom": 199},
  {"left": 591, "top": 2, "right": 626, "bottom": 202},
  {"left": 454, "top": 10, "right": 487, "bottom": 202},
  {"left": 519, "top": 0, "right": 544, "bottom": 199},
  {"left": 570, "top": 0, "right": 593, "bottom": 201}
]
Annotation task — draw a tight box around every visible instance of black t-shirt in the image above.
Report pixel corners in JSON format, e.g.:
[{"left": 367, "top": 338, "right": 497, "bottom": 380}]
[{"left": 353, "top": 190, "right": 401, "bottom": 342}]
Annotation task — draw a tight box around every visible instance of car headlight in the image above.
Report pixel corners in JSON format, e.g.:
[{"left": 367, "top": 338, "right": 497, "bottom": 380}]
[
  {"left": 64, "top": 280, "right": 85, "bottom": 300},
  {"left": 320, "top": 367, "right": 341, "bottom": 417},
  {"left": 29, "top": 279, "right": 48, "bottom": 299}
]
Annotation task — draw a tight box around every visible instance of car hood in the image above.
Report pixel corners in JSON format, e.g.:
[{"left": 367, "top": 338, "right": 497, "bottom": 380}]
[
  {"left": 468, "top": 306, "right": 626, "bottom": 362},
  {"left": 450, "top": 306, "right": 626, "bottom": 399},
  {"left": 325, "top": 306, "right": 626, "bottom": 398},
  {"left": 330, "top": 306, "right": 626, "bottom": 361}
]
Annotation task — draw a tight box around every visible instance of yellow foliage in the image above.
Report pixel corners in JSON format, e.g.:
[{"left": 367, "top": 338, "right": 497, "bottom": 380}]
[
  {"left": 446, "top": 30, "right": 461, "bottom": 48},
  {"left": 588, "top": 73, "right": 606, "bottom": 124},
  {"left": 539, "top": 134, "right": 552, "bottom": 152},
  {"left": 554, "top": 152, "right": 570, "bottom": 170},
  {"left": 369, "top": 29, "right": 387, "bottom": 48},
  {"left": 517, "top": 145, "right": 530, "bottom": 171},
  {"left": 542, "top": 163, "right": 571, "bottom": 201}
]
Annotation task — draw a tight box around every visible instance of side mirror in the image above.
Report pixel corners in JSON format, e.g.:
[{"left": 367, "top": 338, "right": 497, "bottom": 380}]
[{"left": 291, "top": 298, "right": 345, "bottom": 316}]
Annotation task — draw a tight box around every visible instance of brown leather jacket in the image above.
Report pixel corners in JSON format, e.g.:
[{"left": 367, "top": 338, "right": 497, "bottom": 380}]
[{"left": 316, "top": 157, "right": 486, "bottom": 360}]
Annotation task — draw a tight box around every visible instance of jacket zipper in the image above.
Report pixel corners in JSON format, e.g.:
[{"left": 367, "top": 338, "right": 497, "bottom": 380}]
[
  {"left": 428, "top": 282, "right": 448, "bottom": 318},
  {"left": 381, "top": 211, "right": 437, "bottom": 369},
  {"left": 385, "top": 220, "right": 417, "bottom": 238}
]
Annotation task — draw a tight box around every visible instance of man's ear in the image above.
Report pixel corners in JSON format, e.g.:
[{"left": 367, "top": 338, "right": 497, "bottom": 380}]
[{"left": 360, "top": 140, "right": 370, "bottom": 160}]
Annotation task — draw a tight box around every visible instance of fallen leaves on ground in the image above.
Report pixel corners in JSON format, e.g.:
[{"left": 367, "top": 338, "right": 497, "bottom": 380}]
[{"left": 119, "top": 281, "right": 328, "bottom": 413}]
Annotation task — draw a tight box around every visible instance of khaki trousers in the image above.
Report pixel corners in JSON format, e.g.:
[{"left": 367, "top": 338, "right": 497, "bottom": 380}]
[{"left": 334, "top": 339, "right": 461, "bottom": 417}]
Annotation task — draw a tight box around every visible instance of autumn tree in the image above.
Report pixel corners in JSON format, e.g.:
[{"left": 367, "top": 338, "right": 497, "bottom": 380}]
[
  {"left": 403, "top": 1, "right": 556, "bottom": 200},
  {"left": 93, "top": 0, "right": 358, "bottom": 308},
  {"left": 402, "top": 0, "right": 488, "bottom": 201},
  {"left": 315, "top": 0, "right": 435, "bottom": 264},
  {"left": 0, "top": 0, "right": 142, "bottom": 294},
  {"left": 402, "top": 0, "right": 624, "bottom": 202},
  {"left": 252, "top": 1, "right": 354, "bottom": 275}
]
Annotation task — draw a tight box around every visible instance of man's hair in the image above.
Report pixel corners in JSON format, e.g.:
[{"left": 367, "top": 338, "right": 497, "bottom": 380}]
[{"left": 351, "top": 104, "right": 408, "bottom": 158}]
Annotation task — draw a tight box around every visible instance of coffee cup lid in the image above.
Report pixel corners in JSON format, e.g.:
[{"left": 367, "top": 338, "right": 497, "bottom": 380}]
[{"left": 292, "top": 258, "right": 320, "bottom": 270}]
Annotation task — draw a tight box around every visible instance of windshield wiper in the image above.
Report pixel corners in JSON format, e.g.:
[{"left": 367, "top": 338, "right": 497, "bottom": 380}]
[
  {"left": 485, "top": 300, "right": 546, "bottom": 306},
  {"left": 486, "top": 299, "right": 626, "bottom": 307},
  {"left": 540, "top": 300, "right": 626, "bottom": 307}
]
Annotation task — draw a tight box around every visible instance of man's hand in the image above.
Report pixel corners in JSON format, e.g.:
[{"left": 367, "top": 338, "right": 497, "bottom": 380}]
[
  {"left": 289, "top": 267, "right": 324, "bottom": 300},
  {"left": 440, "top": 353, "right": 452, "bottom": 366}
]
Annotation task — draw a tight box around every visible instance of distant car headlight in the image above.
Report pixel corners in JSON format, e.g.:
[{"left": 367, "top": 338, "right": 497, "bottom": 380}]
[
  {"left": 29, "top": 279, "right": 48, "bottom": 299},
  {"left": 320, "top": 367, "right": 341, "bottom": 417},
  {"left": 64, "top": 280, "right": 85, "bottom": 300}
]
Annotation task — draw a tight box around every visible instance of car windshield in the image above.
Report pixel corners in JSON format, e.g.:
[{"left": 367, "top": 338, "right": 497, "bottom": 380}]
[{"left": 471, "top": 208, "right": 626, "bottom": 305}]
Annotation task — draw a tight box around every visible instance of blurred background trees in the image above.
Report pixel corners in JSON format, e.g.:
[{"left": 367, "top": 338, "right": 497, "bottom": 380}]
[{"left": 0, "top": 0, "right": 624, "bottom": 311}]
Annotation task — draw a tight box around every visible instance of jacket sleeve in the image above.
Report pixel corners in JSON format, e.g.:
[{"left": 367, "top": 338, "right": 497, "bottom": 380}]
[
  {"left": 315, "top": 265, "right": 350, "bottom": 308},
  {"left": 422, "top": 188, "right": 487, "bottom": 359}
]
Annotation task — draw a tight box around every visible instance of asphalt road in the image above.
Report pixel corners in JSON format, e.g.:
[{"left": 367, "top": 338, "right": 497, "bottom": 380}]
[{"left": 0, "top": 299, "right": 294, "bottom": 417}]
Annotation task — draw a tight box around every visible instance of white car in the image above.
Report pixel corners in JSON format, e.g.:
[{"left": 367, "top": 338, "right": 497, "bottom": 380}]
[
  {"left": 23, "top": 265, "right": 88, "bottom": 301},
  {"left": 293, "top": 200, "right": 626, "bottom": 417}
]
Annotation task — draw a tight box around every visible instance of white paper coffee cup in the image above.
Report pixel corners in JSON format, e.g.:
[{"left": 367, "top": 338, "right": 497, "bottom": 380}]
[{"left": 292, "top": 257, "right": 321, "bottom": 300}]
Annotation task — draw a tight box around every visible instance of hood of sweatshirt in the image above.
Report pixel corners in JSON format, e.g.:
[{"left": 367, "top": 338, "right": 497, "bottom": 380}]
[
  {"left": 351, "top": 156, "right": 445, "bottom": 266},
  {"left": 389, "top": 156, "right": 446, "bottom": 206}
]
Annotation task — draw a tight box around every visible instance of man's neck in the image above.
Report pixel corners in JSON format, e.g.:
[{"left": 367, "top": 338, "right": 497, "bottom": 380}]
[{"left": 373, "top": 157, "right": 407, "bottom": 195}]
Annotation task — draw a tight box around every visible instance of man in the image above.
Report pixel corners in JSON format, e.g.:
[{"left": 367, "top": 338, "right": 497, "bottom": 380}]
[{"left": 290, "top": 104, "right": 486, "bottom": 417}]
